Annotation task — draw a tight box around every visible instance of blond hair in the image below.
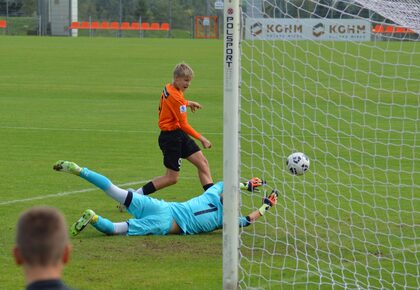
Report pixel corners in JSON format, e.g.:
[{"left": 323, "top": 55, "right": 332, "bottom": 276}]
[
  {"left": 16, "top": 206, "right": 68, "bottom": 266},
  {"left": 173, "top": 63, "right": 194, "bottom": 79}
]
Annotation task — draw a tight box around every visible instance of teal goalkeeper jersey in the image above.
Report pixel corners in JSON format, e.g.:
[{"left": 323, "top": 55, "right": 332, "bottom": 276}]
[{"left": 169, "top": 182, "right": 249, "bottom": 234}]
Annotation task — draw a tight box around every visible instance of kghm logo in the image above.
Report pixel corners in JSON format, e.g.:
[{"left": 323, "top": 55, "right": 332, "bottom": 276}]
[
  {"left": 329, "top": 24, "right": 366, "bottom": 34},
  {"left": 250, "top": 22, "right": 263, "bottom": 36},
  {"left": 313, "top": 22, "right": 325, "bottom": 37}
]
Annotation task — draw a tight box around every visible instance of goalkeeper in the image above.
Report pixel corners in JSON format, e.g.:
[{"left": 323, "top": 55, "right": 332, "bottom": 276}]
[{"left": 53, "top": 160, "right": 278, "bottom": 236}]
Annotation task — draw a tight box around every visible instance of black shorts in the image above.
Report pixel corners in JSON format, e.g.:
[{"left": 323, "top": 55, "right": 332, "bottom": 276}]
[{"left": 158, "top": 129, "right": 201, "bottom": 171}]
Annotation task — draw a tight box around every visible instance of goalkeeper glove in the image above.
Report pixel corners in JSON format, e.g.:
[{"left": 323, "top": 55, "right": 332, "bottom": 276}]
[
  {"left": 258, "top": 189, "right": 279, "bottom": 216},
  {"left": 240, "top": 177, "right": 266, "bottom": 192}
]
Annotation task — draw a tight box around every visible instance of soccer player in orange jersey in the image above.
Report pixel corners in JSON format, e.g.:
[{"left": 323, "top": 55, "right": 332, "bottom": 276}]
[{"left": 137, "top": 63, "right": 213, "bottom": 195}]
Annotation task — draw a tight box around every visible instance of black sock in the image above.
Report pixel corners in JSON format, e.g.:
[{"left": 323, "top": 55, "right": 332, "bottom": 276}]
[
  {"left": 142, "top": 182, "right": 157, "bottom": 195},
  {"left": 203, "top": 183, "right": 214, "bottom": 191},
  {"left": 124, "top": 191, "right": 133, "bottom": 207}
]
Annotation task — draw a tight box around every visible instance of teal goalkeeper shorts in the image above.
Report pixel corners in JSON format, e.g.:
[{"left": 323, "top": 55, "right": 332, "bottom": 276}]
[{"left": 126, "top": 194, "right": 173, "bottom": 236}]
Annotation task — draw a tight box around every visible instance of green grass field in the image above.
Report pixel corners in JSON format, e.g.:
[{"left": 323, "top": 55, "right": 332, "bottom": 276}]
[
  {"left": 0, "top": 36, "right": 418, "bottom": 289},
  {"left": 238, "top": 40, "right": 420, "bottom": 289},
  {"left": 0, "top": 36, "right": 224, "bottom": 289}
]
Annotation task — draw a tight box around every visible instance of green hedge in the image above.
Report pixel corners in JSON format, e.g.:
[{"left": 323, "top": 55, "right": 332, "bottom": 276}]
[{"left": 0, "top": 17, "right": 39, "bottom": 35}]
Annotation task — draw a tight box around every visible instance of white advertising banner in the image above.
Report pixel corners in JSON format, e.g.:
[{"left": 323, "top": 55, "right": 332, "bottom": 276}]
[{"left": 245, "top": 18, "right": 371, "bottom": 41}]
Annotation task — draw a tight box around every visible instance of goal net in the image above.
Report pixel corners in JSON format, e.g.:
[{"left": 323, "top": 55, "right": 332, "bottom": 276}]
[{"left": 225, "top": 0, "right": 420, "bottom": 289}]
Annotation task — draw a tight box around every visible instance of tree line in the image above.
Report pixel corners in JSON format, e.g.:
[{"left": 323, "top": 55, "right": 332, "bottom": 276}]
[
  {"left": 0, "top": 0, "right": 386, "bottom": 28},
  {"left": 0, "top": 0, "right": 218, "bottom": 30}
]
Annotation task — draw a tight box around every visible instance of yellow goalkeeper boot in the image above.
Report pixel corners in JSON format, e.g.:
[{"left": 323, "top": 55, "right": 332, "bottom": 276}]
[
  {"left": 53, "top": 160, "right": 82, "bottom": 175},
  {"left": 70, "top": 209, "right": 97, "bottom": 236}
]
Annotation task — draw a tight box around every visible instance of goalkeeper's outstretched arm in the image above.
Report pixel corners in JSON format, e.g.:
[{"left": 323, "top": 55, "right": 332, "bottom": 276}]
[
  {"left": 239, "top": 189, "right": 278, "bottom": 227},
  {"left": 239, "top": 177, "right": 266, "bottom": 192}
]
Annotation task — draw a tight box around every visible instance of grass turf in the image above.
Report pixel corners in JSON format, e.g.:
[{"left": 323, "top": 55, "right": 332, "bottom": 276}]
[
  {"left": 0, "top": 36, "right": 418, "bottom": 289},
  {"left": 238, "top": 39, "right": 420, "bottom": 289},
  {"left": 0, "top": 36, "right": 223, "bottom": 289}
]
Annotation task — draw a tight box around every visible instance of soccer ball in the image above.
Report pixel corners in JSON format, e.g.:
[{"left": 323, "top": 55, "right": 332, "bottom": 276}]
[{"left": 286, "top": 152, "right": 310, "bottom": 175}]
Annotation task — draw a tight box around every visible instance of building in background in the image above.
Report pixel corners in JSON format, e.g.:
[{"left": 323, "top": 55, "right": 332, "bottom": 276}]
[{"left": 38, "top": 0, "right": 77, "bottom": 36}]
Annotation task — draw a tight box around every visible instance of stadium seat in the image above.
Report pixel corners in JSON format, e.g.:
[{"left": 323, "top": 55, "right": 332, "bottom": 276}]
[
  {"left": 91, "top": 21, "right": 99, "bottom": 30},
  {"left": 110, "top": 22, "right": 120, "bottom": 30},
  {"left": 69, "top": 21, "right": 80, "bottom": 29},
  {"left": 395, "top": 27, "right": 407, "bottom": 33},
  {"left": 0, "top": 20, "right": 6, "bottom": 28},
  {"left": 150, "top": 22, "right": 160, "bottom": 31},
  {"left": 160, "top": 23, "right": 170, "bottom": 31},
  {"left": 141, "top": 22, "right": 150, "bottom": 30},
  {"left": 372, "top": 24, "right": 416, "bottom": 34},
  {"left": 374, "top": 25, "right": 385, "bottom": 33},
  {"left": 80, "top": 21, "right": 90, "bottom": 29},
  {"left": 385, "top": 25, "right": 395, "bottom": 33},
  {"left": 131, "top": 22, "right": 141, "bottom": 30},
  {"left": 120, "top": 22, "right": 131, "bottom": 30},
  {"left": 99, "top": 21, "right": 110, "bottom": 30}
]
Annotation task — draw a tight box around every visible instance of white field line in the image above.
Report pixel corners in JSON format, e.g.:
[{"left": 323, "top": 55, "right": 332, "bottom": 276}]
[
  {"left": 0, "top": 176, "right": 199, "bottom": 206},
  {"left": 0, "top": 126, "right": 158, "bottom": 134},
  {"left": 1, "top": 125, "right": 413, "bottom": 140},
  {"left": 0, "top": 125, "right": 222, "bottom": 135},
  {"left": 0, "top": 180, "right": 146, "bottom": 206}
]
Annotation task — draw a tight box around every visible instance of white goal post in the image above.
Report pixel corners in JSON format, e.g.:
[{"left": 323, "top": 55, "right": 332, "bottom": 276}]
[
  {"left": 222, "top": 0, "right": 241, "bottom": 289},
  {"left": 223, "top": 0, "right": 419, "bottom": 289}
]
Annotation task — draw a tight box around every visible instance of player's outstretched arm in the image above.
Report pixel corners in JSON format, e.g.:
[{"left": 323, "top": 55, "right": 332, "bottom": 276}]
[
  {"left": 240, "top": 177, "right": 266, "bottom": 192},
  {"left": 246, "top": 189, "right": 278, "bottom": 224},
  {"left": 187, "top": 100, "right": 202, "bottom": 113}
]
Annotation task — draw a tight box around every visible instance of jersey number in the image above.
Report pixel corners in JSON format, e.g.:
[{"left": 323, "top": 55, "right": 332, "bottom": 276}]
[{"left": 194, "top": 203, "right": 217, "bottom": 216}]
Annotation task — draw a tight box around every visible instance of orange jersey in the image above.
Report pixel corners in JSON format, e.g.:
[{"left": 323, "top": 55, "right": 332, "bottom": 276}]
[{"left": 158, "top": 84, "right": 201, "bottom": 140}]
